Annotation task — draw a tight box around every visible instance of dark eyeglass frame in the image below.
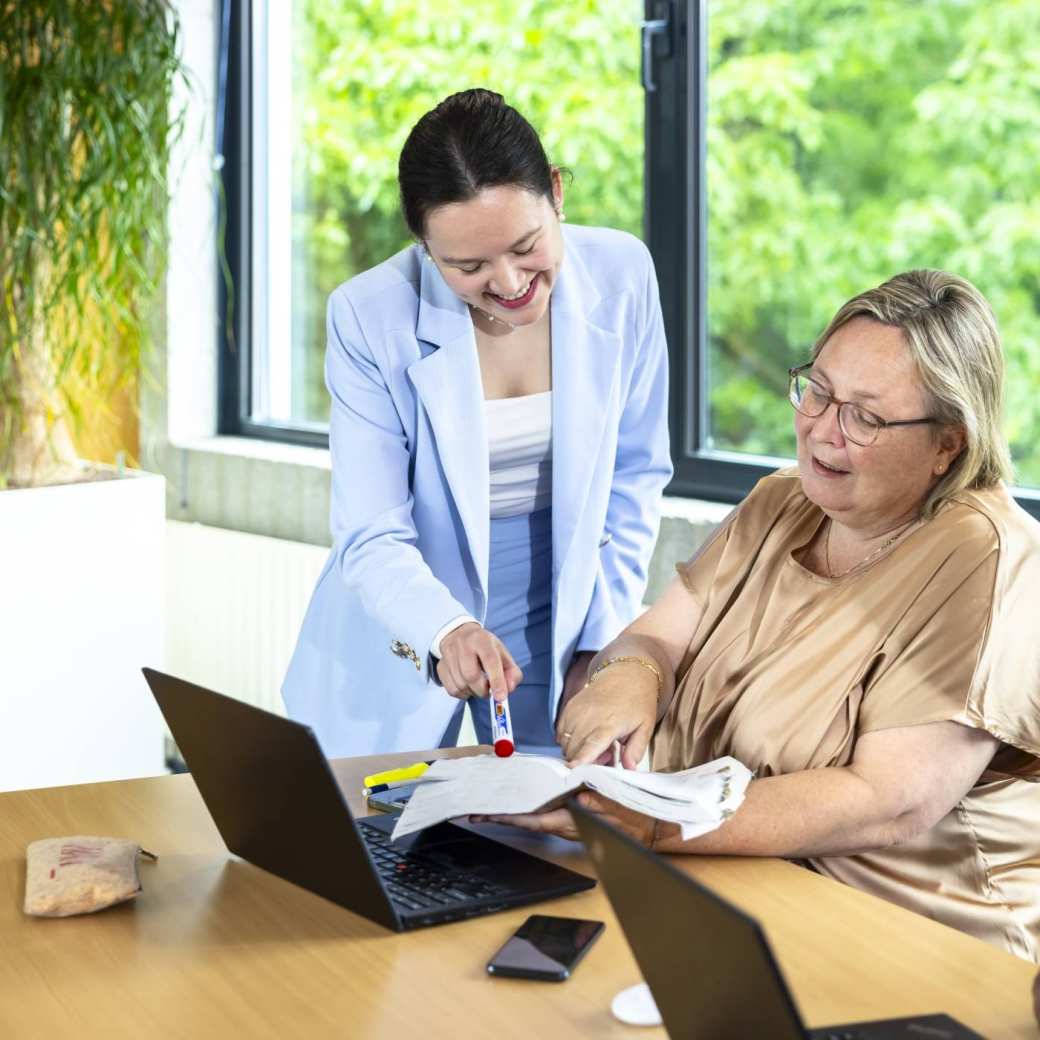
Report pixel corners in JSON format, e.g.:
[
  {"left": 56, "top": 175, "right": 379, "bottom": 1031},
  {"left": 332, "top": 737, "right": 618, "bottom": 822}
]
[{"left": 788, "top": 363, "right": 939, "bottom": 447}]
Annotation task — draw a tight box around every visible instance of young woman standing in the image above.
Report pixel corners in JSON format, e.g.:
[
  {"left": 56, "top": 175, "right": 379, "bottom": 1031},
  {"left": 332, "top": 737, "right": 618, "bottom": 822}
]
[{"left": 283, "top": 89, "right": 671, "bottom": 756}]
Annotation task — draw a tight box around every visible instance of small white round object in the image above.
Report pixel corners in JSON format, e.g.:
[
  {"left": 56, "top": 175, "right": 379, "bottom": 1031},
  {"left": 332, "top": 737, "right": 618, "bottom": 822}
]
[{"left": 610, "top": 982, "right": 662, "bottom": 1027}]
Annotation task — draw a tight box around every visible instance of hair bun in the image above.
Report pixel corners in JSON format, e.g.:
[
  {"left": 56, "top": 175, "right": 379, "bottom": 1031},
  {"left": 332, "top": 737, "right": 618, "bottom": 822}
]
[{"left": 398, "top": 88, "right": 554, "bottom": 239}]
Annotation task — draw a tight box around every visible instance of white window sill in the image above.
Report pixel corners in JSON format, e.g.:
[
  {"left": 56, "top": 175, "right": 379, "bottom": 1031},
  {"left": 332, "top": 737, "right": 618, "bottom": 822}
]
[
  {"left": 171, "top": 435, "right": 331, "bottom": 471},
  {"left": 661, "top": 493, "right": 732, "bottom": 524},
  {"left": 169, "top": 434, "right": 731, "bottom": 527}
]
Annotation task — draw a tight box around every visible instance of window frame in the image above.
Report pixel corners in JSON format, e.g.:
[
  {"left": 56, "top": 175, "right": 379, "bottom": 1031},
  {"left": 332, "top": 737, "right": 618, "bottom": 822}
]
[
  {"left": 646, "top": 0, "right": 785, "bottom": 506},
  {"left": 219, "top": 0, "right": 327, "bottom": 448}
]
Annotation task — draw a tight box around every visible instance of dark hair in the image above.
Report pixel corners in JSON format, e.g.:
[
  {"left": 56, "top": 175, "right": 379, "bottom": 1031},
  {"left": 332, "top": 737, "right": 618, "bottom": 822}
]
[{"left": 398, "top": 88, "right": 555, "bottom": 238}]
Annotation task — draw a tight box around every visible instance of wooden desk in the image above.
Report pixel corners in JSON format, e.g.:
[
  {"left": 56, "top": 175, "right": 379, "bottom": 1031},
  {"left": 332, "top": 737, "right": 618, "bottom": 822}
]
[{"left": 1, "top": 748, "right": 1036, "bottom": 1039}]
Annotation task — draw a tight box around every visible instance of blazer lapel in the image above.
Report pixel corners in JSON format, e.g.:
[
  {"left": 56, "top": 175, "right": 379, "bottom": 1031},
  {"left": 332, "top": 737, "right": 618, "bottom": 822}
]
[
  {"left": 551, "top": 246, "right": 624, "bottom": 576},
  {"left": 407, "top": 259, "right": 490, "bottom": 591}
]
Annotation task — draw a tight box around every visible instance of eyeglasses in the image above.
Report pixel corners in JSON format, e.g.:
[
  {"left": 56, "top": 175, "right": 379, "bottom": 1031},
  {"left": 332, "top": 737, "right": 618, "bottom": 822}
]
[{"left": 788, "top": 364, "right": 938, "bottom": 447}]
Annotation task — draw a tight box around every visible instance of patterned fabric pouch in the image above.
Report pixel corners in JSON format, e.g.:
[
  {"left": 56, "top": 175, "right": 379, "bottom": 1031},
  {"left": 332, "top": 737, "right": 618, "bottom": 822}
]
[{"left": 24, "top": 836, "right": 157, "bottom": 917}]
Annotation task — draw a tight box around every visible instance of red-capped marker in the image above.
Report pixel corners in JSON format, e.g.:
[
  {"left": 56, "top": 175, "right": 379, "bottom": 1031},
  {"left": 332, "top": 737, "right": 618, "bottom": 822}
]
[{"left": 490, "top": 697, "right": 515, "bottom": 757}]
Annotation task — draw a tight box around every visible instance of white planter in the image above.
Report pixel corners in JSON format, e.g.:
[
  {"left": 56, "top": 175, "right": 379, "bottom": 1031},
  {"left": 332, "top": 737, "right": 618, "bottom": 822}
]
[{"left": 1, "top": 468, "right": 166, "bottom": 791}]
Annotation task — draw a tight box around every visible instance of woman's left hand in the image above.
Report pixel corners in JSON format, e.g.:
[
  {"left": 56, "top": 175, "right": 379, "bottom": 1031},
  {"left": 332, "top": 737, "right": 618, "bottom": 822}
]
[{"left": 471, "top": 791, "right": 657, "bottom": 847}]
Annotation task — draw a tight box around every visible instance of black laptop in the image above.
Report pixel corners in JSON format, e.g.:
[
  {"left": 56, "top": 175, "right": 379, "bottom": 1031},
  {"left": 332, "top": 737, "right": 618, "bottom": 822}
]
[
  {"left": 142, "top": 668, "right": 594, "bottom": 931},
  {"left": 570, "top": 804, "right": 984, "bottom": 1040}
]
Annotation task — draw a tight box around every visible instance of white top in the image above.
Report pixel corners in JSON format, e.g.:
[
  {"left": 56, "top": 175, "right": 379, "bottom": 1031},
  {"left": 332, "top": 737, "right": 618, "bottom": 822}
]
[
  {"left": 485, "top": 390, "right": 553, "bottom": 520},
  {"left": 430, "top": 390, "right": 554, "bottom": 661}
]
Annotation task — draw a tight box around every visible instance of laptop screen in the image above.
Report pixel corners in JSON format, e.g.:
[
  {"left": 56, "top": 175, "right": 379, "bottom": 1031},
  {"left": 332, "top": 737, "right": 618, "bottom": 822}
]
[{"left": 572, "top": 803, "right": 806, "bottom": 1040}]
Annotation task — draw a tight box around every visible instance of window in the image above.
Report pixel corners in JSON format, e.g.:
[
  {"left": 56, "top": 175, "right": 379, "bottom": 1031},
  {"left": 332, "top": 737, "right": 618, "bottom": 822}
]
[
  {"left": 224, "top": 0, "right": 1040, "bottom": 516},
  {"left": 221, "top": 0, "right": 646, "bottom": 444},
  {"left": 650, "top": 0, "right": 1040, "bottom": 512}
]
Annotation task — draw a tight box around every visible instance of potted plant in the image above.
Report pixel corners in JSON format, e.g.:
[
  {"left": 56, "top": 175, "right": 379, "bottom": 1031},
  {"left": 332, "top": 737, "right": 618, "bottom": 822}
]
[{"left": 0, "top": 2, "right": 187, "bottom": 790}]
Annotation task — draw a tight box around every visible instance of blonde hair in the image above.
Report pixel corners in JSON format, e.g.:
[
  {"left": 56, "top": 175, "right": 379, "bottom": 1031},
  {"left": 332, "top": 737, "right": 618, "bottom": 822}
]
[{"left": 811, "top": 270, "right": 1013, "bottom": 518}]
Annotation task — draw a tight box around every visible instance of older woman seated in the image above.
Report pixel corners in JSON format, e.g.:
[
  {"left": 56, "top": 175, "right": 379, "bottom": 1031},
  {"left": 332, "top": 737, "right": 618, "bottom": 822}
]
[{"left": 485, "top": 269, "right": 1040, "bottom": 962}]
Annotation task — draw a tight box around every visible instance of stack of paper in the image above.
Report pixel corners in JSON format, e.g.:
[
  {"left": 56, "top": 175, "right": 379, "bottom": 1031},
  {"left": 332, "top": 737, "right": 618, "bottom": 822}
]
[{"left": 390, "top": 754, "right": 752, "bottom": 841}]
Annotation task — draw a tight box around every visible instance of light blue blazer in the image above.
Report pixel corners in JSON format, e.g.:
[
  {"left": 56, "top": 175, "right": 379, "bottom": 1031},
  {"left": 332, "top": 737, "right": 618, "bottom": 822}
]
[{"left": 282, "top": 224, "right": 672, "bottom": 757}]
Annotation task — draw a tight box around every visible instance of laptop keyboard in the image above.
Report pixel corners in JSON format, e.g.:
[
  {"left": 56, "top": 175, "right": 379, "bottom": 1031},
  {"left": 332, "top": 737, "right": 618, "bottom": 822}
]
[{"left": 361, "top": 824, "right": 511, "bottom": 912}]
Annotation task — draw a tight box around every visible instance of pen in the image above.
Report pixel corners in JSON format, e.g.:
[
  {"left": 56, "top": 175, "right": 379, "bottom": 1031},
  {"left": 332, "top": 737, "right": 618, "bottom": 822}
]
[
  {"left": 363, "top": 778, "right": 421, "bottom": 796},
  {"left": 361, "top": 760, "right": 434, "bottom": 789},
  {"left": 490, "top": 697, "right": 514, "bottom": 758}
]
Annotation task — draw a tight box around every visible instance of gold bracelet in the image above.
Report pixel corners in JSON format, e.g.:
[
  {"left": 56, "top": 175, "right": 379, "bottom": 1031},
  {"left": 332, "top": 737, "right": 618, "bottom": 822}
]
[{"left": 589, "top": 655, "right": 663, "bottom": 696}]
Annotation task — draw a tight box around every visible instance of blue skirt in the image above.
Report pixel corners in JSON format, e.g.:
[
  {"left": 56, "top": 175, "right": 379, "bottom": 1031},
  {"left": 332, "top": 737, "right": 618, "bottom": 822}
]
[{"left": 440, "top": 507, "right": 559, "bottom": 753}]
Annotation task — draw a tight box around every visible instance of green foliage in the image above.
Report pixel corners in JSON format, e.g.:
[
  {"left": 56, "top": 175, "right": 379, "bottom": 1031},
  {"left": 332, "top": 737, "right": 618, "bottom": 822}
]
[
  {"left": 0, "top": 0, "right": 185, "bottom": 483},
  {"left": 292, "top": 0, "right": 1040, "bottom": 488},
  {"left": 705, "top": 0, "right": 1040, "bottom": 483}
]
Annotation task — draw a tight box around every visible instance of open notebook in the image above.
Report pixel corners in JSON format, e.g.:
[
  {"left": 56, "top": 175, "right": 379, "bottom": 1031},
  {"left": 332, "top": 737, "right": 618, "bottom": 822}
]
[{"left": 390, "top": 754, "right": 752, "bottom": 840}]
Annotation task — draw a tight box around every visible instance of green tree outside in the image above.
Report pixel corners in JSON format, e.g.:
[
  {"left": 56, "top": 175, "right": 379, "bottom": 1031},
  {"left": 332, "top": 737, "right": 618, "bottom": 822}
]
[{"left": 705, "top": 0, "right": 1040, "bottom": 483}]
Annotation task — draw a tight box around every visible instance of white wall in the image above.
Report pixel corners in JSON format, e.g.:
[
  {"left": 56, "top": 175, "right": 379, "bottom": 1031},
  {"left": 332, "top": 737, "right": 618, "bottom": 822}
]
[{"left": 1, "top": 474, "right": 166, "bottom": 791}]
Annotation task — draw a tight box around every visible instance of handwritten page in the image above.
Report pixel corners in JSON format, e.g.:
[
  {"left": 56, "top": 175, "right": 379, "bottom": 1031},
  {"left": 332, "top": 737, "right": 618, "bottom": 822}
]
[{"left": 390, "top": 754, "right": 751, "bottom": 841}]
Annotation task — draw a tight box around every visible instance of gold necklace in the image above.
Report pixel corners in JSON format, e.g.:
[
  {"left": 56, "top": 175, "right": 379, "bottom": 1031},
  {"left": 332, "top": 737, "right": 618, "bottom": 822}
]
[
  {"left": 823, "top": 518, "right": 918, "bottom": 579},
  {"left": 469, "top": 304, "right": 518, "bottom": 331}
]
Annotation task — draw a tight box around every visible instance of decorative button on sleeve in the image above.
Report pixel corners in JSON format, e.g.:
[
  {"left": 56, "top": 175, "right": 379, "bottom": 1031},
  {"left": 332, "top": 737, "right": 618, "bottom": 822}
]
[{"left": 390, "top": 640, "right": 421, "bottom": 671}]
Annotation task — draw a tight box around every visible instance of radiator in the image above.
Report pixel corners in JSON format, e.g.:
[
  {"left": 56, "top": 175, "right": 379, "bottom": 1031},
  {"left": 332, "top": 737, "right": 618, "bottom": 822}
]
[
  {"left": 165, "top": 520, "right": 475, "bottom": 750},
  {"left": 164, "top": 520, "right": 328, "bottom": 716}
]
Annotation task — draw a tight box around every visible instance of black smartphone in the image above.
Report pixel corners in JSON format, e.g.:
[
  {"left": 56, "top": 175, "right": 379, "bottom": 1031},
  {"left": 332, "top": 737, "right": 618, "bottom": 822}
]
[
  {"left": 365, "top": 781, "right": 421, "bottom": 814},
  {"left": 486, "top": 914, "right": 604, "bottom": 981}
]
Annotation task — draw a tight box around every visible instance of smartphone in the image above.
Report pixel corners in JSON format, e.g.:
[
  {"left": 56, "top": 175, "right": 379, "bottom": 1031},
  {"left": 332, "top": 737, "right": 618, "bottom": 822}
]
[
  {"left": 366, "top": 781, "right": 421, "bottom": 814},
  {"left": 486, "top": 914, "right": 604, "bottom": 981}
]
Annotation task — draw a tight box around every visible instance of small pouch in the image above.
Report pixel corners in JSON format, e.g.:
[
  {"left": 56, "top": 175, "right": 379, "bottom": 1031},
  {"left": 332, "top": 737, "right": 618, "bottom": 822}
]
[{"left": 24, "top": 836, "right": 157, "bottom": 918}]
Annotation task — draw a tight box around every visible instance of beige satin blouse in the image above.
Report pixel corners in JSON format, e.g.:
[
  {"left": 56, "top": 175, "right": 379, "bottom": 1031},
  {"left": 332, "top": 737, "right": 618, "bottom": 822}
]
[{"left": 654, "top": 468, "right": 1040, "bottom": 961}]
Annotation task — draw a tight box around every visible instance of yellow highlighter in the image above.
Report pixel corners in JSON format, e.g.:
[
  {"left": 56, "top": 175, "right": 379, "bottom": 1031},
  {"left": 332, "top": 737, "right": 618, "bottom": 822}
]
[{"left": 362, "top": 760, "right": 433, "bottom": 789}]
